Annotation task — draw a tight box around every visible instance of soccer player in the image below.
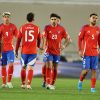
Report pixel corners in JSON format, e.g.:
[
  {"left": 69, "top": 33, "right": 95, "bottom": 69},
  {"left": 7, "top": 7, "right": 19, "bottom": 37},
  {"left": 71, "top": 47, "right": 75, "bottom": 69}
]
[
  {"left": 41, "top": 14, "right": 62, "bottom": 87},
  {"left": 78, "top": 13, "right": 100, "bottom": 92},
  {"left": 0, "top": 12, "right": 18, "bottom": 88},
  {"left": 15, "top": 12, "right": 41, "bottom": 89},
  {"left": 42, "top": 13, "right": 71, "bottom": 89}
]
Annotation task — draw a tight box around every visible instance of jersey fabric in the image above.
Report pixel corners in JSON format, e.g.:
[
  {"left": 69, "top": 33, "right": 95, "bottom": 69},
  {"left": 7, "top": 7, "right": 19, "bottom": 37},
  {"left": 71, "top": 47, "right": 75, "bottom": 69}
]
[
  {"left": 2, "top": 50, "right": 14, "bottom": 65},
  {"left": 44, "top": 24, "right": 68, "bottom": 55},
  {"left": 82, "top": 56, "right": 98, "bottom": 70},
  {"left": 16, "top": 22, "right": 40, "bottom": 54},
  {"left": 78, "top": 24, "right": 100, "bottom": 56},
  {"left": 0, "top": 23, "right": 18, "bottom": 52}
]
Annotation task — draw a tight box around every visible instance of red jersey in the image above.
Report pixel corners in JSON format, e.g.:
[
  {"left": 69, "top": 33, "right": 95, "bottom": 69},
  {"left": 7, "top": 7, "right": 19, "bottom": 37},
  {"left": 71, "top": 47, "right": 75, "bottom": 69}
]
[
  {"left": 44, "top": 24, "right": 68, "bottom": 55},
  {"left": 0, "top": 23, "right": 18, "bottom": 52},
  {"left": 78, "top": 24, "right": 100, "bottom": 56},
  {"left": 16, "top": 22, "right": 40, "bottom": 54}
]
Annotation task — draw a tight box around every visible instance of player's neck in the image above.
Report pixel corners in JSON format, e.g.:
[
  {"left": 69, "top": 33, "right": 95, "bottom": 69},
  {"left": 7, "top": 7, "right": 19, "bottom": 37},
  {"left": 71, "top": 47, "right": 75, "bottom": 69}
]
[
  {"left": 89, "top": 23, "right": 96, "bottom": 27},
  {"left": 51, "top": 24, "right": 57, "bottom": 27},
  {"left": 3, "top": 22, "right": 10, "bottom": 25},
  {"left": 27, "top": 21, "right": 33, "bottom": 24}
]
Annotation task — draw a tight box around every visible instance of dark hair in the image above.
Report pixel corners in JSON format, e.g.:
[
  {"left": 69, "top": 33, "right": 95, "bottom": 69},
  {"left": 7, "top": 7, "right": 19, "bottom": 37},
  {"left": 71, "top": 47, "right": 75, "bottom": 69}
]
[
  {"left": 90, "top": 13, "right": 98, "bottom": 17},
  {"left": 27, "top": 12, "right": 34, "bottom": 22},
  {"left": 50, "top": 13, "right": 59, "bottom": 18},
  {"left": 56, "top": 15, "right": 61, "bottom": 20}
]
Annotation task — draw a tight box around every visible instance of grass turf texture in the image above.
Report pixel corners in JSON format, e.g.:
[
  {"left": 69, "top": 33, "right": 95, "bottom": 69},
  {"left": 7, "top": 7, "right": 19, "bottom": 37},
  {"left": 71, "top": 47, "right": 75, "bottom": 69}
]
[{"left": 0, "top": 78, "right": 100, "bottom": 100}]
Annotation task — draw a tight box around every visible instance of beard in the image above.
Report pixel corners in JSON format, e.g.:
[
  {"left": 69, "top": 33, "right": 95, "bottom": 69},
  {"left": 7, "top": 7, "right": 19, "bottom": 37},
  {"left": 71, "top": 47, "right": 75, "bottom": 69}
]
[
  {"left": 91, "top": 21, "right": 96, "bottom": 26},
  {"left": 52, "top": 22, "right": 56, "bottom": 26}
]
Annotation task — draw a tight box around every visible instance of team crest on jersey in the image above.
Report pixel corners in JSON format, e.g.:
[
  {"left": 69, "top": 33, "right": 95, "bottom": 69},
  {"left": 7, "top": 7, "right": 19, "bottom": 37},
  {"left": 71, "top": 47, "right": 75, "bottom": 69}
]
[
  {"left": 96, "top": 31, "right": 99, "bottom": 34},
  {"left": 49, "top": 31, "right": 52, "bottom": 33},
  {"left": 57, "top": 31, "right": 60, "bottom": 34},
  {"left": 87, "top": 30, "right": 90, "bottom": 33},
  {"left": 10, "top": 28, "right": 13, "bottom": 31}
]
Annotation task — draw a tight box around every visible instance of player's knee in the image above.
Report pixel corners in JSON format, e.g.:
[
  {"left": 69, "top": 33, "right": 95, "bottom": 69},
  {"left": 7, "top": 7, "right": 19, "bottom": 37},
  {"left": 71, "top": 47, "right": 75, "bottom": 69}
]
[
  {"left": 9, "top": 63, "right": 13, "bottom": 67},
  {"left": 28, "top": 66, "right": 33, "bottom": 70},
  {"left": 22, "top": 66, "right": 27, "bottom": 69}
]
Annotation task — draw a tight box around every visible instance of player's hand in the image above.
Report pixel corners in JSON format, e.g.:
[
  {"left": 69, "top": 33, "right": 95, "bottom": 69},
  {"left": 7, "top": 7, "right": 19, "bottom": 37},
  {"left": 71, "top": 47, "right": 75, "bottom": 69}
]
[
  {"left": 15, "top": 52, "right": 18, "bottom": 58},
  {"left": 39, "top": 48, "right": 45, "bottom": 54},
  {"left": 0, "top": 53, "right": 2, "bottom": 59},
  {"left": 59, "top": 45, "right": 65, "bottom": 51},
  {"left": 79, "top": 50, "right": 84, "bottom": 58}
]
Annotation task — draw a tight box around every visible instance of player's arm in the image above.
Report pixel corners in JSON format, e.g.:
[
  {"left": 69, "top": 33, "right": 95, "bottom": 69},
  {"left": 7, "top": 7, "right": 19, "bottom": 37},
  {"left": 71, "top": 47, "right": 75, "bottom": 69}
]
[
  {"left": 0, "top": 27, "right": 2, "bottom": 59},
  {"left": 78, "top": 26, "right": 85, "bottom": 58},
  {"left": 60, "top": 29, "right": 71, "bottom": 51},
  {"left": 98, "top": 30, "right": 100, "bottom": 50},
  {"left": 15, "top": 27, "right": 22, "bottom": 58},
  {"left": 37, "top": 27, "right": 41, "bottom": 48},
  {"left": 39, "top": 32, "right": 47, "bottom": 54},
  {"left": 0, "top": 34, "right": 2, "bottom": 58},
  {"left": 13, "top": 25, "right": 19, "bottom": 37}
]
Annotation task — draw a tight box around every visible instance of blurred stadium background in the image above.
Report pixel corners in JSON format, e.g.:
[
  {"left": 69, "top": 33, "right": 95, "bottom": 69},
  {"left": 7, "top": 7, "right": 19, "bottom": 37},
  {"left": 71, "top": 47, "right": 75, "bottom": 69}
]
[{"left": 0, "top": 0, "right": 100, "bottom": 78}]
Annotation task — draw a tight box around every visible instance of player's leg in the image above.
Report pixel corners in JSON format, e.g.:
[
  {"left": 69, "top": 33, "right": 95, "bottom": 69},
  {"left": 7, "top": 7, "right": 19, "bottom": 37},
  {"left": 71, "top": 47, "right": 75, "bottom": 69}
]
[
  {"left": 78, "top": 56, "right": 90, "bottom": 90},
  {"left": 46, "top": 54, "right": 53, "bottom": 89},
  {"left": 1, "top": 52, "right": 7, "bottom": 88},
  {"left": 42, "top": 62, "right": 46, "bottom": 87},
  {"left": 42, "top": 53, "right": 48, "bottom": 87},
  {"left": 20, "top": 54, "right": 27, "bottom": 88},
  {"left": 90, "top": 56, "right": 98, "bottom": 93},
  {"left": 6, "top": 50, "right": 14, "bottom": 88},
  {"left": 50, "top": 55, "right": 60, "bottom": 89},
  {"left": 27, "top": 54, "right": 37, "bottom": 89}
]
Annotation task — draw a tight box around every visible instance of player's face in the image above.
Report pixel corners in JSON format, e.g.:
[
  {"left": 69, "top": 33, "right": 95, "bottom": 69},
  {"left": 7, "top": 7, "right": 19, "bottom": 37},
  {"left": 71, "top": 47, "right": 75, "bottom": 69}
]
[
  {"left": 89, "top": 15, "right": 98, "bottom": 26},
  {"left": 2, "top": 15, "right": 10, "bottom": 24},
  {"left": 57, "top": 18, "right": 61, "bottom": 24},
  {"left": 50, "top": 17, "right": 58, "bottom": 26}
]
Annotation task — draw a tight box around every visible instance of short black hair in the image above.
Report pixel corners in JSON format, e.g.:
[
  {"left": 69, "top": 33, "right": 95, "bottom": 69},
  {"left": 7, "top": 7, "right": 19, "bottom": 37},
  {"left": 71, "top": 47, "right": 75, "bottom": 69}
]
[
  {"left": 27, "top": 12, "right": 34, "bottom": 22},
  {"left": 90, "top": 13, "right": 98, "bottom": 17},
  {"left": 56, "top": 15, "right": 61, "bottom": 20},
  {"left": 50, "top": 13, "right": 59, "bottom": 18}
]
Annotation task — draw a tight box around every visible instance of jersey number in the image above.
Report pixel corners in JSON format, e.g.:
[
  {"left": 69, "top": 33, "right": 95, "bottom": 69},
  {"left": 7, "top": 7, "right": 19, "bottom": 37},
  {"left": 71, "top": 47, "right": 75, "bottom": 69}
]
[
  {"left": 92, "top": 34, "right": 94, "bottom": 40},
  {"left": 25, "top": 30, "right": 34, "bottom": 42},
  {"left": 6, "top": 32, "right": 8, "bottom": 36},
  {"left": 52, "top": 34, "right": 57, "bottom": 39}
]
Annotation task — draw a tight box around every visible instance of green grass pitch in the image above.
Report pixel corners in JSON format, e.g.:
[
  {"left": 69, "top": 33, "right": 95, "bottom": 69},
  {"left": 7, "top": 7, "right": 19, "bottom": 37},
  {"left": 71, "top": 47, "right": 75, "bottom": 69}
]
[{"left": 0, "top": 78, "right": 100, "bottom": 100}]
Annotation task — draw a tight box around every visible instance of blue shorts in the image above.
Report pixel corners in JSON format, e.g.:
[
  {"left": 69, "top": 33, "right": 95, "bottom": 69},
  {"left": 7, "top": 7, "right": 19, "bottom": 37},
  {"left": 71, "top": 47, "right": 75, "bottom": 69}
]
[
  {"left": 2, "top": 50, "right": 14, "bottom": 66},
  {"left": 21, "top": 54, "right": 37, "bottom": 67},
  {"left": 43, "top": 53, "right": 60, "bottom": 63},
  {"left": 82, "top": 56, "right": 98, "bottom": 70}
]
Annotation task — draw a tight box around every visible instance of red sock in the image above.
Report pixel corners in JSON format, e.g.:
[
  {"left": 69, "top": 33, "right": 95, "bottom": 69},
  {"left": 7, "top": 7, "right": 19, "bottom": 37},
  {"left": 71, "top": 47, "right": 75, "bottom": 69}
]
[
  {"left": 79, "top": 72, "right": 87, "bottom": 81},
  {"left": 21, "top": 68, "right": 26, "bottom": 85},
  {"left": 8, "top": 66, "right": 13, "bottom": 82},
  {"left": 27, "top": 69, "right": 33, "bottom": 85},
  {"left": 91, "top": 78, "right": 96, "bottom": 88},
  {"left": 1, "top": 67, "right": 7, "bottom": 84},
  {"left": 42, "top": 65, "right": 46, "bottom": 82},
  {"left": 51, "top": 69, "right": 57, "bottom": 85},
  {"left": 46, "top": 67, "right": 51, "bottom": 84},
  {"left": 80, "top": 75, "right": 84, "bottom": 81}
]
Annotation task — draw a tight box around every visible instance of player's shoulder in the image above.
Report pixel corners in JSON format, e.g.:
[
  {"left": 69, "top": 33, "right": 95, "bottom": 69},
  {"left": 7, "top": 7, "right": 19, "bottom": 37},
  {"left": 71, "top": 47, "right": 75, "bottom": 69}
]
[
  {"left": 82, "top": 24, "right": 89, "bottom": 28},
  {"left": 10, "top": 23, "right": 16, "bottom": 26},
  {"left": 0, "top": 23, "right": 3, "bottom": 28},
  {"left": 10, "top": 23, "right": 17, "bottom": 28},
  {"left": 23, "top": 23, "right": 39, "bottom": 28},
  {"left": 57, "top": 24, "right": 65, "bottom": 29},
  {"left": 0, "top": 23, "right": 3, "bottom": 27},
  {"left": 0, "top": 23, "right": 5, "bottom": 30},
  {"left": 81, "top": 24, "right": 89, "bottom": 30},
  {"left": 57, "top": 24, "right": 66, "bottom": 32},
  {"left": 44, "top": 24, "right": 51, "bottom": 29},
  {"left": 95, "top": 25, "right": 100, "bottom": 30}
]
